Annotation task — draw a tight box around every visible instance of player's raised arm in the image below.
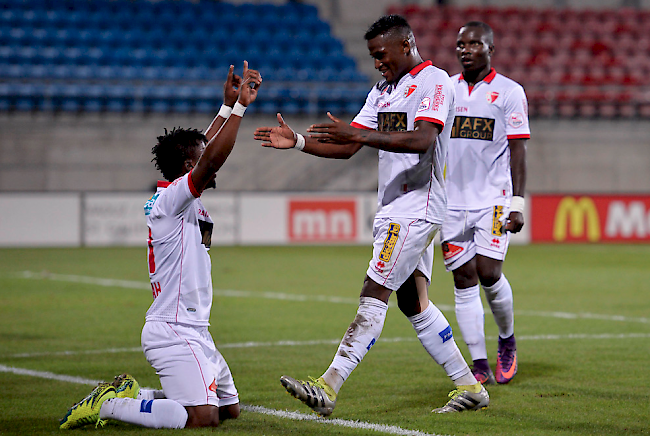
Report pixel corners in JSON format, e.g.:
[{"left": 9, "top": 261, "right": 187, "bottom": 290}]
[
  {"left": 192, "top": 61, "right": 262, "bottom": 192},
  {"left": 203, "top": 65, "right": 243, "bottom": 142}
]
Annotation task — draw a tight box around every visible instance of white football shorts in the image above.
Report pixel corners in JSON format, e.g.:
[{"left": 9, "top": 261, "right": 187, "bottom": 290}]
[
  {"left": 366, "top": 217, "right": 439, "bottom": 291},
  {"left": 141, "top": 321, "right": 239, "bottom": 408},
  {"left": 440, "top": 206, "right": 511, "bottom": 271}
]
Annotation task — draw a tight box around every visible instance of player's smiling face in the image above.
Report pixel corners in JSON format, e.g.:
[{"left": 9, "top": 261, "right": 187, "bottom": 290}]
[
  {"left": 456, "top": 26, "right": 492, "bottom": 73},
  {"left": 367, "top": 33, "right": 410, "bottom": 84}
]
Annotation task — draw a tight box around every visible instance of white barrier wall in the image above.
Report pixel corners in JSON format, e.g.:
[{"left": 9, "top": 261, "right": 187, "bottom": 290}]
[
  {"left": 0, "top": 192, "right": 531, "bottom": 247},
  {"left": 0, "top": 193, "right": 80, "bottom": 247}
]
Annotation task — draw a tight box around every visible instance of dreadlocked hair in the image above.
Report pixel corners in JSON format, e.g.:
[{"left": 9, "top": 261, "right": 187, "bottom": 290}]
[{"left": 151, "top": 127, "right": 207, "bottom": 181}]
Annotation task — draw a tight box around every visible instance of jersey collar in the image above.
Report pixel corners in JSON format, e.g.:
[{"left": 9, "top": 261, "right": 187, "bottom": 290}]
[
  {"left": 459, "top": 67, "right": 497, "bottom": 84},
  {"left": 409, "top": 60, "right": 432, "bottom": 76},
  {"left": 157, "top": 180, "right": 171, "bottom": 188}
]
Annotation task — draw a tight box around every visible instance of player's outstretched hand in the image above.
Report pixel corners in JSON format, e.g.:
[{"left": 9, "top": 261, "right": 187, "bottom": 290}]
[
  {"left": 308, "top": 112, "right": 358, "bottom": 144},
  {"left": 254, "top": 113, "right": 298, "bottom": 149},
  {"left": 223, "top": 64, "right": 242, "bottom": 107},
  {"left": 238, "top": 60, "right": 262, "bottom": 107}
]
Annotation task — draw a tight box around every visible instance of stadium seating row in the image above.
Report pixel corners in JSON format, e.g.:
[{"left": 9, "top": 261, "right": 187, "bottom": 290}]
[
  {"left": 392, "top": 5, "right": 650, "bottom": 88},
  {"left": 0, "top": 82, "right": 370, "bottom": 115},
  {"left": 385, "top": 3, "right": 650, "bottom": 118},
  {"left": 0, "top": 0, "right": 369, "bottom": 115}
]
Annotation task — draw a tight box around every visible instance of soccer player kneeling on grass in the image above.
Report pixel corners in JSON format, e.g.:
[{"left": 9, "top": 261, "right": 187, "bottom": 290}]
[{"left": 59, "top": 62, "right": 262, "bottom": 430}]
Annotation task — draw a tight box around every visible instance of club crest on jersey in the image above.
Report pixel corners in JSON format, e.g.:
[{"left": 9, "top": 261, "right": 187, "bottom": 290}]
[
  {"left": 404, "top": 84, "right": 417, "bottom": 97},
  {"left": 379, "top": 223, "right": 401, "bottom": 262},
  {"left": 486, "top": 91, "right": 499, "bottom": 104}
]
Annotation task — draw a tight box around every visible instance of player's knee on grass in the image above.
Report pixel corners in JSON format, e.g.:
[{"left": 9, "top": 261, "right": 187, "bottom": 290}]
[
  {"left": 220, "top": 403, "right": 240, "bottom": 421},
  {"left": 185, "top": 404, "right": 220, "bottom": 428}
]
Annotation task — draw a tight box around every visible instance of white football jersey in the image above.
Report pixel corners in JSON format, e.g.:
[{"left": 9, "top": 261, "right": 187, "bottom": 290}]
[
  {"left": 144, "top": 171, "right": 214, "bottom": 326},
  {"left": 446, "top": 69, "right": 530, "bottom": 209},
  {"left": 351, "top": 61, "right": 455, "bottom": 225}
]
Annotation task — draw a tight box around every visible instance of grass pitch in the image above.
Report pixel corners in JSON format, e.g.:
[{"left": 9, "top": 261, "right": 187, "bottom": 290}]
[{"left": 0, "top": 244, "right": 648, "bottom": 436}]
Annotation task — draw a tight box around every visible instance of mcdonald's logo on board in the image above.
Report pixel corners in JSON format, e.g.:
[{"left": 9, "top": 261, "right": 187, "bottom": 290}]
[
  {"left": 553, "top": 197, "right": 601, "bottom": 242},
  {"left": 531, "top": 194, "right": 650, "bottom": 243}
]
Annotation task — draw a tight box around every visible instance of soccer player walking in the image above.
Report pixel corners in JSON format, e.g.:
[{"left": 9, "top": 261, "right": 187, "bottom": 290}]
[
  {"left": 441, "top": 22, "right": 529, "bottom": 385},
  {"left": 60, "top": 62, "right": 262, "bottom": 429},
  {"left": 255, "top": 15, "right": 488, "bottom": 415}
]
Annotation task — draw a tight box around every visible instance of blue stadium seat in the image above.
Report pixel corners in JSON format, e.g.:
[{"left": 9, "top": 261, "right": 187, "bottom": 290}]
[{"left": 0, "top": 0, "right": 368, "bottom": 114}]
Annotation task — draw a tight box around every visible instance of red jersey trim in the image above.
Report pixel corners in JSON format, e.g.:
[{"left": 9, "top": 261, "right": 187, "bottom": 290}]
[
  {"left": 157, "top": 180, "right": 171, "bottom": 188},
  {"left": 484, "top": 68, "right": 497, "bottom": 83},
  {"left": 507, "top": 134, "right": 531, "bottom": 140},
  {"left": 459, "top": 68, "right": 497, "bottom": 84},
  {"left": 187, "top": 170, "right": 201, "bottom": 198},
  {"left": 350, "top": 121, "right": 374, "bottom": 130},
  {"left": 414, "top": 116, "right": 445, "bottom": 128},
  {"left": 409, "top": 60, "right": 433, "bottom": 76}
]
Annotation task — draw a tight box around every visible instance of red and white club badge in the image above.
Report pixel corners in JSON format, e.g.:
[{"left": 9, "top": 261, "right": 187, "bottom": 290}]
[{"left": 486, "top": 91, "right": 499, "bottom": 104}]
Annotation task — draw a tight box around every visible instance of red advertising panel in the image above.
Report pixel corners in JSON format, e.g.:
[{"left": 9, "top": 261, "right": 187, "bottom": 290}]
[
  {"left": 289, "top": 198, "right": 357, "bottom": 242},
  {"left": 531, "top": 195, "right": 650, "bottom": 242}
]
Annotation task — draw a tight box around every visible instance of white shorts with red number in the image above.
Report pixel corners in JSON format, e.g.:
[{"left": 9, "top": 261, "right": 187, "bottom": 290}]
[
  {"left": 141, "top": 321, "right": 239, "bottom": 408},
  {"left": 366, "top": 217, "right": 440, "bottom": 291},
  {"left": 440, "top": 207, "right": 510, "bottom": 271}
]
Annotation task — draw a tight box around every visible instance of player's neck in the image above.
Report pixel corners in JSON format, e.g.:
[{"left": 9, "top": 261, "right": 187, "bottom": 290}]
[
  {"left": 392, "top": 57, "right": 425, "bottom": 84},
  {"left": 462, "top": 65, "right": 491, "bottom": 87}
]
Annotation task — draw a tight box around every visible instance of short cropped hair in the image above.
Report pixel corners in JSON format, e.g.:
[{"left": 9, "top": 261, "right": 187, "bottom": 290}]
[
  {"left": 152, "top": 127, "right": 206, "bottom": 182},
  {"left": 365, "top": 14, "right": 413, "bottom": 42},
  {"left": 461, "top": 21, "right": 494, "bottom": 45}
]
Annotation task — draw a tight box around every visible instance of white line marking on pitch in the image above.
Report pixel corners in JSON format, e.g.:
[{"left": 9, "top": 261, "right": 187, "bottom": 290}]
[
  {"left": 0, "top": 364, "right": 441, "bottom": 436},
  {"left": 5, "top": 333, "right": 649, "bottom": 359},
  {"left": 12, "top": 271, "right": 650, "bottom": 324}
]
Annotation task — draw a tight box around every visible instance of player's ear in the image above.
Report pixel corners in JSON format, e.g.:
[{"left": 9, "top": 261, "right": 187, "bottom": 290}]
[{"left": 183, "top": 159, "right": 194, "bottom": 174}]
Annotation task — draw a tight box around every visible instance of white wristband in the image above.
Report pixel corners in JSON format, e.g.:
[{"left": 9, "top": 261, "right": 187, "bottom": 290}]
[
  {"left": 294, "top": 133, "right": 305, "bottom": 151},
  {"left": 217, "top": 104, "right": 232, "bottom": 118},
  {"left": 232, "top": 102, "right": 246, "bottom": 117},
  {"left": 510, "top": 196, "right": 525, "bottom": 213}
]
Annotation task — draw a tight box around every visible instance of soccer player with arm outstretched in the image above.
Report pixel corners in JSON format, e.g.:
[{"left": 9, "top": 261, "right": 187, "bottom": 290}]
[{"left": 255, "top": 15, "right": 488, "bottom": 416}]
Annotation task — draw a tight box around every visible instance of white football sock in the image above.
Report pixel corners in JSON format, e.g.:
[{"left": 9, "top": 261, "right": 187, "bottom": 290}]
[
  {"left": 99, "top": 398, "right": 188, "bottom": 429},
  {"left": 454, "top": 285, "right": 488, "bottom": 361},
  {"left": 323, "top": 296, "right": 388, "bottom": 393},
  {"left": 482, "top": 274, "right": 514, "bottom": 339},
  {"left": 136, "top": 388, "right": 166, "bottom": 400},
  {"left": 408, "top": 301, "right": 477, "bottom": 386}
]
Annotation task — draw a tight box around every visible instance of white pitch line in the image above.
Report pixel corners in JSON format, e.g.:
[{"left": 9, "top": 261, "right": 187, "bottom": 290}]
[
  {"left": 0, "top": 364, "right": 443, "bottom": 436},
  {"left": 4, "top": 333, "right": 649, "bottom": 360},
  {"left": 10, "top": 270, "right": 650, "bottom": 324}
]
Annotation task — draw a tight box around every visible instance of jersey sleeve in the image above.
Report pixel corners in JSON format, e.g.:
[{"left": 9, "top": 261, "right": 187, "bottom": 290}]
[
  {"left": 351, "top": 88, "right": 378, "bottom": 130},
  {"left": 414, "top": 73, "right": 454, "bottom": 129},
  {"left": 503, "top": 85, "right": 531, "bottom": 140},
  {"left": 151, "top": 172, "right": 199, "bottom": 218}
]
